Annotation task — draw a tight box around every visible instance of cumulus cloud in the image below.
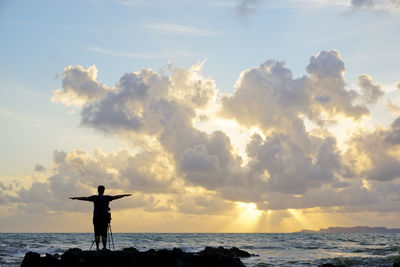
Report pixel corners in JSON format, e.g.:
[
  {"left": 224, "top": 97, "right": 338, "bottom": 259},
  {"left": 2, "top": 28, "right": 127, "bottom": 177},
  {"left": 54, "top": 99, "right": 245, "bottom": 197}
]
[
  {"left": 387, "top": 100, "right": 400, "bottom": 114},
  {"left": 358, "top": 74, "right": 384, "bottom": 105},
  {"left": 47, "top": 51, "right": 394, "bottom": 212},
  {"left": 54, "top": 53, "right": 366, "bottom": 210},
  {"left": 387, "top": 84, "right": 400, "bottom": 114},
  {"left": 8, "top": 148, "right": 182, "bottom": 214},
  {"left": 80, "top": 62, "right": 214, "bottom": 136},
  {"left": 306, "top": 50, "right": 369, "bottom": 120},
  {"left": 51, "top": 65, "right": 111, "bottom": 106},
  {"left": 219, "top": 51, "right": 368, "bottom": 196},
  {"left": 34, "top": 164, "right": 46, "bottom": 172},
  {"left": 221, "top": 50, "right": 368, "bottom": 134},
  {"left": 6, "top": 50, "right": 400, "bottom": 222},
  {"left": 245, "top": 134, "right": 344, "bottom": 195},
  {"left": 344, "top": 117, "right": 400, "bottom": 182}
]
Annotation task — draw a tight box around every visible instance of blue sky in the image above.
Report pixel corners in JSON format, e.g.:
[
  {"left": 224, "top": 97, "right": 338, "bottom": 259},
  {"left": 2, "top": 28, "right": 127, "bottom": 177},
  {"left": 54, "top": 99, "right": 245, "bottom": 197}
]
[{"left": 1, "top": 0, "right": 400, "bottom": 232}]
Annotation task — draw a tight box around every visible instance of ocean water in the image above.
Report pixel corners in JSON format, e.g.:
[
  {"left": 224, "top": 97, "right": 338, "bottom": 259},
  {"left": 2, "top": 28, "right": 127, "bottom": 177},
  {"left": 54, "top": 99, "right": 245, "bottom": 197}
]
[{"left": 1, "top": 233, "right": 400, "bottom": 266}]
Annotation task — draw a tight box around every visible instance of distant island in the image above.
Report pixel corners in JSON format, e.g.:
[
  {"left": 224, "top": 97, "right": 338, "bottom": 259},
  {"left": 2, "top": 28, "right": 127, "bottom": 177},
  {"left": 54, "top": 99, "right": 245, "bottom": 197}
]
[{"left": 295, "top": 226, "right": 400, "bottom": 234}]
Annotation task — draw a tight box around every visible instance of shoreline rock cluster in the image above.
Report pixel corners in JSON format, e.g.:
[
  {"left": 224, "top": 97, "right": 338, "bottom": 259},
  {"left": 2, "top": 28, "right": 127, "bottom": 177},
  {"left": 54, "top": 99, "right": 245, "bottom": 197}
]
[{"left": 21, "top": 246, "right": 254, "bottom": 267}]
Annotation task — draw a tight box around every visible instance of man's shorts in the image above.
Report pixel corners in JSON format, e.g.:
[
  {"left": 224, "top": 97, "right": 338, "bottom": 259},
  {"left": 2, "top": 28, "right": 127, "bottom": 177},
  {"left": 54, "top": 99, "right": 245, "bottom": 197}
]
[{"left": 93, "top": 216, "right": 108, "bottom": 237}]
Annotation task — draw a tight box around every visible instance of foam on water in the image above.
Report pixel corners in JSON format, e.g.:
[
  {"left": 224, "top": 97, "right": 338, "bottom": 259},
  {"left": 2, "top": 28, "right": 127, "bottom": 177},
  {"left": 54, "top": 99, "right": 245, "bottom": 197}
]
[{"left": 1, "top": 233, "right": 400, "bottom": 266}]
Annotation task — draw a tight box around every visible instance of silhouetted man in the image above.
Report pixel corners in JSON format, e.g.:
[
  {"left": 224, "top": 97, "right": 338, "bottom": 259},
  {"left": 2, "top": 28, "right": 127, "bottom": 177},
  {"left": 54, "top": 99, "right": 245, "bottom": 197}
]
[{"left": 70, "top": 185, "right": 131, "bottom": 250}]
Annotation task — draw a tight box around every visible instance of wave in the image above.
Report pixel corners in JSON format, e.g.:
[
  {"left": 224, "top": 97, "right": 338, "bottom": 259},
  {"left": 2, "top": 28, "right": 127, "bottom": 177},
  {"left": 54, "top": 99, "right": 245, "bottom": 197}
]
[
  {"left": 4, "top": 233, "right": 400, "bottom": 267},
  {"left": 352, "top": 245, "right": 400, "bottom": 255}
]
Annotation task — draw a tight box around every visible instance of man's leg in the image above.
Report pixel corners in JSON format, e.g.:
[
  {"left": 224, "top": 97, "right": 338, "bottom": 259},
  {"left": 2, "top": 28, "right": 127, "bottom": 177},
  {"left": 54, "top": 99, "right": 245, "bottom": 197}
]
[
  {"left": 93, "top": 218, "right": 101, "bottom": 251},
  {"left": 102, "top": 235, "right": 107, "bottom": 250},
  {"left": 100, "top": 221, "right": 108, "bottom": 250},
  {"left": 95, "top": 235, "right": 100, "bottom": 250}
]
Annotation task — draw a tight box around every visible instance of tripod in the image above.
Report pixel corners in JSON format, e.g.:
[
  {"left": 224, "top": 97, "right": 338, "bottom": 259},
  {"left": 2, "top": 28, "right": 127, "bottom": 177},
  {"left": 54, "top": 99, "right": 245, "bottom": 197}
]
[
  {"left": 89, "top": 220, "right": 115, "bottom": 251},
  {"left": 108, "top": 222, "right": 115, "bottom": 251}
]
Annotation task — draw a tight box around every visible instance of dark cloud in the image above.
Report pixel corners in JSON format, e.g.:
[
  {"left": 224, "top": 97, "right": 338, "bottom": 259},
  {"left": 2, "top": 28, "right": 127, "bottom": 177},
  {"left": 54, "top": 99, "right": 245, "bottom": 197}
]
[{"left": 34, "top": 164, "right": 46, "bottom": 172}]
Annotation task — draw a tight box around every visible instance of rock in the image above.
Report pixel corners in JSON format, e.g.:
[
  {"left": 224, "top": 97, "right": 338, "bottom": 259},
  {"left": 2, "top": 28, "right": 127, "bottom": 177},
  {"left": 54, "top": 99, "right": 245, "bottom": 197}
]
[
  {"left": 42, "top": 253, "right": 60, "bottom": 267},
  {"left": 199, "top": 246, "right": 253, "bottom": 258},
  {"left": 20, "top": 247, "right": 251, "bottom": 267},
  {"left": 318, "top": 264, "right": 345, "bottom": 267},
  {"left": 20, "top": 252, "right": 41, "bottom": 267}
]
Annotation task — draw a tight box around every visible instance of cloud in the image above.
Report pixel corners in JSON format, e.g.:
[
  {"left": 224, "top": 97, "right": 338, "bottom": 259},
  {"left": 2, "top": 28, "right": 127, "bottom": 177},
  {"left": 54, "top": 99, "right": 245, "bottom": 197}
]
[
  {"left": 34, "top": 164, "right": 46, "bottom": 172},
  {"left": 350, "top": 0, "right": 400, "bottom": 10},
  {"left": 387, "top": 100, "right": 400, "bottom": 114},
  {"left": 7, "top": 50, "right": 400, "bottom": 222},
  {"left": 358, "top": 74, "right": 384, "bottom": 105},
  {"left": 220, "top": 50, "right": 368, "bottom": 136},
  {"left": 51, "top": 65, "right": 111, "bottom": 106},
  {"left": 65, "top": 54, "right": 361, "bottom": 207},
  {"left": 387, "top": 84, "right": 400, "bottom": 114},
  {"left": 245, "top": 134, "right": 345, "bottom": 195},
  {"left": 7, "top": 148, "right": 181, "bottom": 214},
  {"left": 176, "top": 193, "right": 236, "bottom": 215},
  {"left": 344, "top": 117, "right": 400, "bottom": 182},
  {"left": 52, "top": 52, "right": 390, "bottom": 211},
  {"left": 351, "top": 0, "right": 375, "bottom": 7},
  {"left": 236, "top": 0, "right": 264, "bottom": 19},
  {"left": 143, "top": 23, "right": 218, "bottom": 35}
]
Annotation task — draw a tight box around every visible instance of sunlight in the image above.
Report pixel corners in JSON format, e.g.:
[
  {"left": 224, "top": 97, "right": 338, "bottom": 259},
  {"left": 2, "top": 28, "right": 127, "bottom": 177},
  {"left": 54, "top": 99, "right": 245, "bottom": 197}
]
[
  {"left": 233, "top": 202, "right": 263, "bottom": 232},
  {"left": 236, "top": 202, "right": 262, "bottom": 218},
  {"left": 287, "top": 208, "right": 309, "bottom": 230}
]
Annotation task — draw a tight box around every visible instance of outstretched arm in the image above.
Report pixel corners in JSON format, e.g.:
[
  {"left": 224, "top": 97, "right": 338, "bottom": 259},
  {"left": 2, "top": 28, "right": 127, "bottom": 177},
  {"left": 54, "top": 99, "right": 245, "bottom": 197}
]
[
  {"left": 111, "top": 194, "right": 131, "bottom": 200},
  {"left": 70, "top": 197, "right": 90, "bottom": 201}
]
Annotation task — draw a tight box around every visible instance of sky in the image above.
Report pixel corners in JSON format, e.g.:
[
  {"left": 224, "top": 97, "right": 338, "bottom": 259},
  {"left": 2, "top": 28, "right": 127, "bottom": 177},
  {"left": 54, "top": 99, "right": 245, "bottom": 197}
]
[{"left": 1, "top": 0, "right": 400, "bottom": 233}]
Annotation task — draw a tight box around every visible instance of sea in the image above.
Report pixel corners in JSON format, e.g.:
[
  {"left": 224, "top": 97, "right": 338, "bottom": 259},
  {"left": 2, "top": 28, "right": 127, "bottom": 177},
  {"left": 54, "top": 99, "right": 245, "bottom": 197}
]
[{"left": 1, "top": 233, "right": 400, "bottom": 266}]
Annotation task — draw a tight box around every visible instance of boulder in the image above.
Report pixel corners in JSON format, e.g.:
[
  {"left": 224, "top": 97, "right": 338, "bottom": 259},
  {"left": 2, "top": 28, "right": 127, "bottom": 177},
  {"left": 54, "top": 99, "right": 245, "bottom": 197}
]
[
  {"left": 20, "top": 246, "right": 251, "bottom": 267},
  {"left": 20, "top": 252, "right": 41, "bottom": 267}
]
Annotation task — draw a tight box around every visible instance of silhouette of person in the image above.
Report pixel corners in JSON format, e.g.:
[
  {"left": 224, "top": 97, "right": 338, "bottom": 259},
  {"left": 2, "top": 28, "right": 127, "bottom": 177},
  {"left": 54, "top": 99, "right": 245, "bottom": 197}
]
[{"left": 70, "top": 185, "right": 131, "bottom": 250}]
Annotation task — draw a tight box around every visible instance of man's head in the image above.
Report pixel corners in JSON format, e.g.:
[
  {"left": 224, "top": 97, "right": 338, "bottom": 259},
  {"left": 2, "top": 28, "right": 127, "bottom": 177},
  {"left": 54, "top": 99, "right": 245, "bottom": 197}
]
[{"left": 98, "top": 185, "right": 105, "bottom": 195}]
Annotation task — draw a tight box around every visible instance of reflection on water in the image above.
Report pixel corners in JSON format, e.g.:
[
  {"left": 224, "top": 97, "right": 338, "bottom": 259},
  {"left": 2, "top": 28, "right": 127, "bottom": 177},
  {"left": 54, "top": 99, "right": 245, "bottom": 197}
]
[{"left": 1, "top": 233, "right": 400, "bottom": 266}]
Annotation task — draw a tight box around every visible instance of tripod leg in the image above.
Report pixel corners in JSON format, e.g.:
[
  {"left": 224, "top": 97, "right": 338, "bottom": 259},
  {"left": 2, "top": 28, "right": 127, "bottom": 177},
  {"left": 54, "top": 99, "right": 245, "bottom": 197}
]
[
  {"left": 109, "top": 223, "right": 115, "bottom": 251},
  {"left": 90, "top": 239, "right": 95, "bottom": 251},
  {"left": 107, "top": 224, "right": 110, "bottom": 250}
]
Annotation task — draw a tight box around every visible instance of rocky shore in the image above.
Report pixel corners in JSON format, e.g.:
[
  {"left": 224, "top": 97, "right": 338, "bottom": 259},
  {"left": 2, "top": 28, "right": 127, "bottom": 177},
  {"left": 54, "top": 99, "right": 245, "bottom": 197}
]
[{"left": 20, "top": 246, "right": 254, "bottom": 267}]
